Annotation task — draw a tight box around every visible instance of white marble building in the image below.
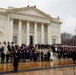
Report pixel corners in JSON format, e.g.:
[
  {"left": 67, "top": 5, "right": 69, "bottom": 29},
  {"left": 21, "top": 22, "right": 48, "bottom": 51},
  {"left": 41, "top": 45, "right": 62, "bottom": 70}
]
[{"left": 0, "top": 6, "right": 62, "bottom": 46}]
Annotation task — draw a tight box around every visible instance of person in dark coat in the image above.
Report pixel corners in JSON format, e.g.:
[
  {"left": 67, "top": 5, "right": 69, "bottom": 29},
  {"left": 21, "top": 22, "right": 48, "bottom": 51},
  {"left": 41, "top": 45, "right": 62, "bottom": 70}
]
[
  {"left": 19, "top": 51, "right": 22, "bottom": 62},
  {"left": 13, "top": 55, "right": 19, "bottom": 72},
  {"left": 51, "top": 45, "right": 55, "bottom": 53},
  {"left": 1, "top": 46, "right": 4, "bottom": 53},
  {"left": 47, "top": 51, "right": 51, "bottom": 61},
  {"left": 6, "top": 52, "right": 9, "bottom": 63},
  {"left": 1, "top": 52, "right": 5, "bottom": 63},
  {"left": 72, "top": 51, "right": 76, "bottom": 64},
  {"left": 10, "top": 51, "right": 14, "bottom": 63},
  {"left": 7, "top": 44, "right": 11, "bottom": 51},
  {"left": 41, "top": 51, "right": 44, "bottom": 61},
  {"left": 22, "top": 51, "right": 26, "bottom": 62},
  {"left": 26, "top": 50, "right": 30, "bottom": 60},
  {"left": 33, "top": 51, "right": 37, "bottom": 61},
  {"left": 44, "top": 53, "right": 47, "bottom": 61}
]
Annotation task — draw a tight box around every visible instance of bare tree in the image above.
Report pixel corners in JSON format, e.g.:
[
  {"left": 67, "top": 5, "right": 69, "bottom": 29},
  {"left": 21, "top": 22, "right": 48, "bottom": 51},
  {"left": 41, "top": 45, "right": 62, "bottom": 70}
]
[
  {"left": 61, "top": 32, "right": 73, "bottom": 45},
  {"left": 71, "top": 35, "right": 76, "bottom": 45}
]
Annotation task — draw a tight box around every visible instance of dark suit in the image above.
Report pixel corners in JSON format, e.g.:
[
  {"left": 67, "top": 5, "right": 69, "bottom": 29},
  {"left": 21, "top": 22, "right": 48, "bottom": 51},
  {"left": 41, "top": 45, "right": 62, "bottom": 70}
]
[
  {"left": 13, "top": 56, "right": 19, "bottom": 72},
  {"left": 72, "top": 51, "right": 76, "bottom": 64},
  {"left": 47, "top": 52, "right": 51, "bottom": 61},
  {"left": 1, "top": 52, "right": 5, "bottom": 63}
]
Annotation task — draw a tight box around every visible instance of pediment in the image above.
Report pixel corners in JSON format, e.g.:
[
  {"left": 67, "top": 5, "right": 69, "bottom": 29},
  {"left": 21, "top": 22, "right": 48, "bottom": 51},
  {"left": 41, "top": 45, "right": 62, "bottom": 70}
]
[
  {"left": 9, "top": 7, "right": 51, "bottom": 19},
  {"left": 19, "top": 9, "right": 45, "bottom": 17}
]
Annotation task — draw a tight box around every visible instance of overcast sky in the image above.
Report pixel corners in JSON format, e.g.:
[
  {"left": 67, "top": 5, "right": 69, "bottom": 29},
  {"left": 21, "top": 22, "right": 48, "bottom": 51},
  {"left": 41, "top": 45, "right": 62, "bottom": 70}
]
[{"left": 0, "top": 0, "right": 76, "bottom": 35}]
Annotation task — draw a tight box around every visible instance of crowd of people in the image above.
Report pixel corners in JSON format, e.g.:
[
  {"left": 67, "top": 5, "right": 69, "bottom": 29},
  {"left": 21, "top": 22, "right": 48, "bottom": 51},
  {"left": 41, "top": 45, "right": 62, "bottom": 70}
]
[
  {"left": 0, "top": 42, "right": 52, "bottom": 72},
  {"left": 0, "top": 42, "right": 76, "bottom": 72},
  {"left": 51, "top": 45, "right": 76, "bottom": 64},
  {"left": 0, "top": 43, "right": 51, "bottom": 64}
]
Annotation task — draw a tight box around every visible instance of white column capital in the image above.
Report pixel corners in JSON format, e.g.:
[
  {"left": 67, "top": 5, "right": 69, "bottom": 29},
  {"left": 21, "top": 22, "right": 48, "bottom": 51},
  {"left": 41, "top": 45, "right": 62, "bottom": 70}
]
[
  {"left": 41, "top": 22, "right": 44, "bottom": 25},
  {"left": 34, "top": 21, "right": 37, "bottom": 24},
  {"left": 27, "top": 20, "right": 30, "bottom": 23},
  {"left": 19, "top": 19, "right": 22, "bottom": 22},
  {"left": 48, "top": 23, "right": 51, "bottom": 26}
]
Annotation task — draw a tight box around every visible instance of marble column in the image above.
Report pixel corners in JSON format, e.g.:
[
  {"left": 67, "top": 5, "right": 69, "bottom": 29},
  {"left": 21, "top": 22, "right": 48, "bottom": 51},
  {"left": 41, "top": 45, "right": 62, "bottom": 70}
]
[
  {"left": 9, "top": 18, "right": 13, "bottom": 43},
  {"left": 26, "top": 21, "right": 30, "bottom": 46},
  {"left": 47, "top": 24, "right": 51, "bottom": 45},
  {"left": 34, "top": 22, "right": 37, "bottom": 45},
  {"left": 6, "top": 14, "right": 10, "bottom": 42},
  {"left": 41, "top": 23, "right": 44, "bottom": 44},
  {"left": 18, "top": 20, "right": 22, "bottom": 46}
]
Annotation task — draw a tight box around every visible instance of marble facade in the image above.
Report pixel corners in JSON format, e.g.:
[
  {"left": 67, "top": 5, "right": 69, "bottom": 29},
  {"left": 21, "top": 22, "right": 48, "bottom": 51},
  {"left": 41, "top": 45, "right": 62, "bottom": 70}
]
[{"left": 0, "top": 6, "right": 62, "bottom": 46}]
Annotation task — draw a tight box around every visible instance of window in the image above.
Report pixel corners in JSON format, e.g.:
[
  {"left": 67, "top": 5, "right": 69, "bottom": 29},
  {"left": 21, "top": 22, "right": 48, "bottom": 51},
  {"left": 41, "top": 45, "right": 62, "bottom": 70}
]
[
  {"left": 13, "top": 36, "right": 17, "bottom": 44},
  {"left": 52, "top": 39, "right": 56, "bottom": 44}
]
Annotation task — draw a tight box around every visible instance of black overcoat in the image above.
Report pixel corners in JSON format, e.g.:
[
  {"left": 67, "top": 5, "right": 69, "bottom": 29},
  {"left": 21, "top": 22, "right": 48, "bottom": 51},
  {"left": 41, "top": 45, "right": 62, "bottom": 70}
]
[{"left": 13, "top": 56, "right": 19, "bottom": 67}]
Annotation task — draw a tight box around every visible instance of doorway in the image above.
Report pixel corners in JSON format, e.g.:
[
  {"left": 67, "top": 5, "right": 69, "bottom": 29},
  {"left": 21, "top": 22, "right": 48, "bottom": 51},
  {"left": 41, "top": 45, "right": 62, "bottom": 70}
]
[{"left": 30, "top": 36, "right": 33, "bottom": 45}]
